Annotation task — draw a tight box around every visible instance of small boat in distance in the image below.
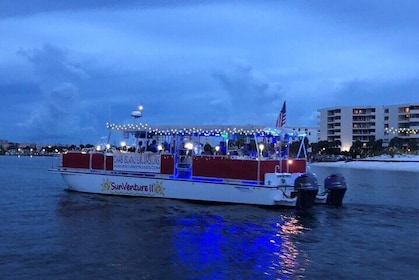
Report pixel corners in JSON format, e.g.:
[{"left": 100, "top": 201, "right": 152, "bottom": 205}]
[{"left": 51, "top": 105, "right": 346, "bottom": 209}]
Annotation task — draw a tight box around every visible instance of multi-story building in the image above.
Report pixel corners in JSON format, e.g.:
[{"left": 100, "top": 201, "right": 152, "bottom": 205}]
[{"left": 318, "top": 103, "right": 419, "bottom": 151}]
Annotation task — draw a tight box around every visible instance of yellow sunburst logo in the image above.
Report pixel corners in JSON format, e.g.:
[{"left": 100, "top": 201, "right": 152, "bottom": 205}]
[
  {"left": 101, "top": 178, "right": 111, "bottom": 191},
  {"left": 154, "top": 180, "right": 165, "bottom": 196}
]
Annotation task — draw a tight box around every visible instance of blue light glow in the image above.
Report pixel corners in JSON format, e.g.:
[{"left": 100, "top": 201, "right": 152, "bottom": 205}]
[{"left": 171, "top": 213, "right": 303, "bottom": 279}]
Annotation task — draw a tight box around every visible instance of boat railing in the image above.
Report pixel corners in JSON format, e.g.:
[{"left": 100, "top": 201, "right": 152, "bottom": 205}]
[
  {"left": 275, "top": 158, "right": 289, "bottom": 174},
  {"left": 60, "top": 150, "right": 307, "bottom": 180}
]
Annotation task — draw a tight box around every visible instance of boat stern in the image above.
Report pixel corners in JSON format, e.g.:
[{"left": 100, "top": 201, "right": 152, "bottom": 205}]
[{"left": 266, "top": 172, "right": 318, "bottom": 208}]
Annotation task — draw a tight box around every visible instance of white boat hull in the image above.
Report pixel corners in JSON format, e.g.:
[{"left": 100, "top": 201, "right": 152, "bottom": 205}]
[{"left": 58, "top": 169, "right": 311, "bottom": 207}]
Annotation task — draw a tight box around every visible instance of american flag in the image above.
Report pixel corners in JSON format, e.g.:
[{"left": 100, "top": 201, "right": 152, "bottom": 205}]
[{"left": 275, "top": 101, "right": 286, "bottom": 128}]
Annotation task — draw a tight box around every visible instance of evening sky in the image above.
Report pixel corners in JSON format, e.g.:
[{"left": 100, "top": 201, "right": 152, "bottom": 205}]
[{"left": 1, "top": 0, "right": 418, "bottom": 144}]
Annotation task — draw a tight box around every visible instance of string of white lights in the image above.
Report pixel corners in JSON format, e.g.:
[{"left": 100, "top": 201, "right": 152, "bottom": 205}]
[
  {"left": 105, "top": 123, "right": 303, "bottom": 137},
  {"left": 385, "top": 127, "right": 419, "bottom": 134}
]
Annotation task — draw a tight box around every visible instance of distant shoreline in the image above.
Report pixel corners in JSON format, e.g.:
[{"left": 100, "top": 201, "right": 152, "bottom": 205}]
[
  {"left": 354, "top": 159, "right": 419, "bottom": 163},
  {"left": 310, "top": 158, "right": 419, "bottom": 172}
]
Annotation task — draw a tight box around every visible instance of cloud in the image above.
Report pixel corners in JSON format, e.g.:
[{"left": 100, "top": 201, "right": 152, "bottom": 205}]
[
  {"left": 212, "top": 61, "right": 283, "bottom": 125},
  {"left": 0, "top": 0, "right": 220, "bottom": 19},
  {"left": 17, "top": 83, "right": 88, "bottom": 142},
  {"left": 14, "top": 44, "right": 94, "bottom": 142},
  {"left": 0, "top": 0, "right": 136, "bottom": 18},
  {"left": 17, "top": 44, "right": 89, "bottom": 91}
]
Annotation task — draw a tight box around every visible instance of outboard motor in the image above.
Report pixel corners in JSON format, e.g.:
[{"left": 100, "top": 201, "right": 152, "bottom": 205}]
[
  {"left": 324, "top": 173, "right": 347, "bottom": 206},
  {"left": 294, "top": 173, "right": 319, "bottom": 209}
]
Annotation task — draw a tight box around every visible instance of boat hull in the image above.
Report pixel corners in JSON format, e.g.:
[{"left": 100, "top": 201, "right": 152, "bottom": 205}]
[{"left": 57, "top": 169, "right": 315, "bottom": 208}]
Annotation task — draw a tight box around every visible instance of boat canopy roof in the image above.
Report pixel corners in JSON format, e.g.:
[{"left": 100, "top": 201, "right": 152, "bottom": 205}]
[{"left": 106, "top": 122, "right": 306, "bottom": 138}]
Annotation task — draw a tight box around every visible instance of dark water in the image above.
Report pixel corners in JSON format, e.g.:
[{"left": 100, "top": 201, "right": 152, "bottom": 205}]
[{"left": 0, "top": 157, "right": 418, "bottom": 279}]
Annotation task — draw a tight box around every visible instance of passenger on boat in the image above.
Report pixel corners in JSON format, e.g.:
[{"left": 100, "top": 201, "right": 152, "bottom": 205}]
[
  {"left": 242, "top": 143, "right": 251, "bottom": 156},
  {"left": 148, "top": 140, "right": 158, "bottom": 152},
  {"left": 137, "top": 141, "right": 145, "bottom": 153},
  {"left": 230, "top": 150, "right": 239, "bottom": 156},
  {"left": 194, "top": 142, "right": 203, "bottom": 155},
  {"left": 170, "top": 140, "right": 176, "bottom": 154},
  {"left": 203, "top": 143, "right": 213, "bottom": 155},
  {"left": 262, "top": 148, "right": 269, "bottom": 158},
  {"left": 219, "top": 141, "right": 227, "bottom": 155},
  {"left": 163, "top": 141, "right": 170, "bottom": 153}
]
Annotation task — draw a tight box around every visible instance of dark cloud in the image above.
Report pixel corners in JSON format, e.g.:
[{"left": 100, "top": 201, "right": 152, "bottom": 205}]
[
  {"left": 17, "top": 83, "right": 95, "bottom": 143},
  {"left": 0, "top": 0, "right": 219, "bottom": 19},
  {"left": 13, "top": 44, "right": 94, "bottom": 142},
  {"left": 17, "top": 44, "right": 88, "bottom": 89},
  {"left": 212, "top": 61, "right": 283, "bottom": 125},
  {"left": 0, "top": 0, "right": 134, "bottom": 18},
  {"left": 0, "top": 83, "right": 43, "bottom": 141}
]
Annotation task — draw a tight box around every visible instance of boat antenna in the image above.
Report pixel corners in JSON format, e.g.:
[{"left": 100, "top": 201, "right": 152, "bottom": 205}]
[
  {"left": 131, "top": 104, "right": 144, "bottom": 152},
  {"left": 106, "top": 105, "right": 112, "bottom": 144}
]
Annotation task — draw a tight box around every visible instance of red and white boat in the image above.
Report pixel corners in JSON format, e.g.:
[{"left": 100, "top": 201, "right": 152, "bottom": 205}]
[{"left": 52, "top": 107, "right": 345, "bottom": 208}]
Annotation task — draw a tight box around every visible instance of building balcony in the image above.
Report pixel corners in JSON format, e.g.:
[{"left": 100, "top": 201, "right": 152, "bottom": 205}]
[
  {"left": 352, "top": 137, "right": 370, "bottom": 142},
  {"left": 353, "top": 109, "right": 376, "bottom": 115},
  {"left": 398, "top": 119, "right": 410, "bottom": 123},
  {"left": 353, "top": 125, "right": 376, "bottom": 129},
  {"left": 352, "top": 131, "right": 375, "bottom": 136},
  {"left": 327, "top": 132, "right": 341, "bottom": 136},
  {"left": 352, "top": 118, "right": 376, "bottom": 122}
]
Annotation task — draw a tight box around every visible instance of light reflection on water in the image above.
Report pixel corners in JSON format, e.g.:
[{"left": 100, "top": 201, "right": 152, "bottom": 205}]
[
  {"left": 277, "top": 217, "right": 303, "bottom": 277},
  {"left": 172, "top": 212, "right": 308, "bottom": 279}
]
